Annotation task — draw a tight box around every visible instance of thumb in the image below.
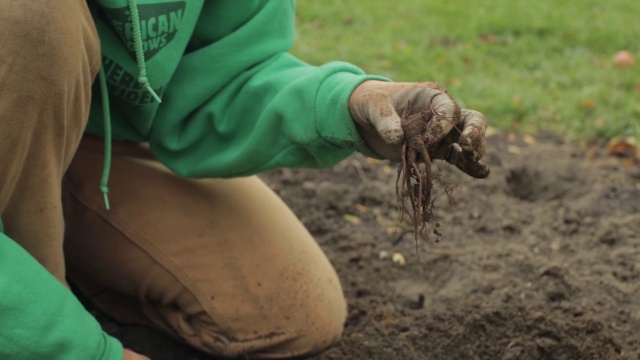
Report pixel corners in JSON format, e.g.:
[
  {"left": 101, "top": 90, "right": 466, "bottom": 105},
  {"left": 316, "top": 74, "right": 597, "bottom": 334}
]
[{"left": 363, "top": 91, "right": 404, "bottom": 146}]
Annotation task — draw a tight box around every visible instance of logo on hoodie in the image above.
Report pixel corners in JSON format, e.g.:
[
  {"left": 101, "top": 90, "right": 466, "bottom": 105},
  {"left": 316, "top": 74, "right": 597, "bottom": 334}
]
[{"left": 100, "top": 2, "right": 186, "bottom": 60}]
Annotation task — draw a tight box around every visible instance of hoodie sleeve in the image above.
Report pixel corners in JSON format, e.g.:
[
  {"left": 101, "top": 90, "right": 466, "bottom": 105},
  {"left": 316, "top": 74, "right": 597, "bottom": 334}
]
[
  {"left": 0, "top": 229, "right": 123, "bottom": 360},
  {"left": 149, "top": 0, "right": 388, "bottom": 178}
]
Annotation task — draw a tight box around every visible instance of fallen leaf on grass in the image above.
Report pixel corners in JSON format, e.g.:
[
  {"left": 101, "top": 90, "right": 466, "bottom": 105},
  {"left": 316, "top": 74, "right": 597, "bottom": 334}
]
[
  {"left": 478, "top": 34, "right": 498, "bottom": 44},
  {"left": 612, "top": 50, "right": 635, "bottom": 68},
  {"left": 342, "top": 16, "right": 354, "bottom": 26},
  {"left": 343, "top": 214, "right": 361, "bottom": 225},
  {"left": 606, "top": 138, "right": 640, "bottom": 165},
  {"left": 512, "top": 96, "right": 522, "bottom": 106},
  {"left": 607, "top": 138, "right": 638, "bottom": 159},
  {"left": 523, "top": 134, "right": 538, "bottom": 145},
  {"left": 354, "top": 204, "right": 368, "bottom": 213},
  {"left": 580, "top": 99, "right": 596, "bottom": 109}
]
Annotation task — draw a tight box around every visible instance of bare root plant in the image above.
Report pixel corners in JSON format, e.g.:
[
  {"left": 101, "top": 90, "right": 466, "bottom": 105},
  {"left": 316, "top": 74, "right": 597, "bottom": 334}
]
[{"left": 395, "top": 106, "right": 463, "bottom": 248}]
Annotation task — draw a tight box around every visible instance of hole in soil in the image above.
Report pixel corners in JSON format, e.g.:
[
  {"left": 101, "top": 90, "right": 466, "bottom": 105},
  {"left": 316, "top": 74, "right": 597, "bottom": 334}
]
[{"left": 505, "top": 166, "right": 542, "bottom": 201}]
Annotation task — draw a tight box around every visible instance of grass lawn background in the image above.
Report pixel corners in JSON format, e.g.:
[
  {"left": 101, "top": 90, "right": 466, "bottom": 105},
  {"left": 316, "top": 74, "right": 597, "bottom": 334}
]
[{"left": 292, "top": 0, "right": 640, "bottom": 144}]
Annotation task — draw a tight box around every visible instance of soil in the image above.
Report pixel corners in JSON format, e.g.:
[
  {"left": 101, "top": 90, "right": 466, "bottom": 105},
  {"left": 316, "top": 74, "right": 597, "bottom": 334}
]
[{"left": 96, "top": 133, "right": 640, "bottom": 360}]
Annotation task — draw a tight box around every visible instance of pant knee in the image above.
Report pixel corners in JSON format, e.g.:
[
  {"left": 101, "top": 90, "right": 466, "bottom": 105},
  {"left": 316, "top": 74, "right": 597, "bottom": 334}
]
[
  {"left": 190, "top": 293, "right": 347, "bottom": 359},
  {"left": 276, "top": 301, "right": 346, "bottom": 358}
]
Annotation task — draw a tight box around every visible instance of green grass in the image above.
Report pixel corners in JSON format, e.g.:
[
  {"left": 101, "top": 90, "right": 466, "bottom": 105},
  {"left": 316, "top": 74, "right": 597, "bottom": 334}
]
[{"left": 293, "top": 0, "right": 640, "bottom": 143}]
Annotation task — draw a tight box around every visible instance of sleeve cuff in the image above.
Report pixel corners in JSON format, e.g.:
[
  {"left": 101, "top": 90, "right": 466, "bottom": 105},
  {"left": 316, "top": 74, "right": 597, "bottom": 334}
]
[{"left": 313, "top": 64, "right": 390, "bottom": 158}]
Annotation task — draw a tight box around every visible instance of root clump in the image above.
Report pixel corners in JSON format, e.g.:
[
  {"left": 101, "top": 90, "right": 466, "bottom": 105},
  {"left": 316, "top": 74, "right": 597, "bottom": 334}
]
[{"left": 395, "top": 109, "right": 460, "bottom": 245}]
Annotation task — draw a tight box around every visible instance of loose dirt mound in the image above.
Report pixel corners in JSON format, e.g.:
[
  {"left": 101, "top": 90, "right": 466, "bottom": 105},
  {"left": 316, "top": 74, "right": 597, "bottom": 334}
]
[{"left": 100, "top": 134, "right": 640, "bottom": 360}]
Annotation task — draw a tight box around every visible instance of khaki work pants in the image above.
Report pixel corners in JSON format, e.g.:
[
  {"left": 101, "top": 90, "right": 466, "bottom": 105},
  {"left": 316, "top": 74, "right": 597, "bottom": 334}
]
[{"left": 0, "top": 1, "right": 346, "bottom": 358}]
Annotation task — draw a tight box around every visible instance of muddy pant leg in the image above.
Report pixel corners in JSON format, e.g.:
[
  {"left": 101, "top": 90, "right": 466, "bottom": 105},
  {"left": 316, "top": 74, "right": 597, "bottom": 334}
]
[
  {"left": 62, "top": 137, "right": 347, "bottom": 359},
  {"left": 0, "top": 1, "right": 101, "bottom": 282}
]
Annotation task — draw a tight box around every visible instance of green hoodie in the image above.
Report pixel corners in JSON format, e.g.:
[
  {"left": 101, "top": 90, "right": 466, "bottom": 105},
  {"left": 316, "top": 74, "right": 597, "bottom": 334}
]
[{"left": 1, "top": 0, "right": 385, "bottom": 358}]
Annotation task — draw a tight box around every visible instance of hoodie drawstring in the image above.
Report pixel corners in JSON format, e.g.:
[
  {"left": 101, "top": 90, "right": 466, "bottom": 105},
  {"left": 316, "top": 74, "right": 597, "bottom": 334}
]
[
  {"left": 127, "top": 0, "right": 162, "bottom": 103},
  {"left": 98, "top": 0, "right": 162, "bottom": 210},
  {"left": 98, "top": 66, "right": 112, "bottom": 210}
]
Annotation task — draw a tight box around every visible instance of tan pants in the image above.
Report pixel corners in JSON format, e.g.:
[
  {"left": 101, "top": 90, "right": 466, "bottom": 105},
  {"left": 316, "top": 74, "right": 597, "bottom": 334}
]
[{"left": 0, "top": 1, "right": 346, "bottom": 358}]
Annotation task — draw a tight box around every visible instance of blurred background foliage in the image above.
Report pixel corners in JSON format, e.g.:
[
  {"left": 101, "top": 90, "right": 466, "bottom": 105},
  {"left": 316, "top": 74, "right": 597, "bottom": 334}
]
[{"left": 293, "top": 0, "right": 640, "bottom": 144}]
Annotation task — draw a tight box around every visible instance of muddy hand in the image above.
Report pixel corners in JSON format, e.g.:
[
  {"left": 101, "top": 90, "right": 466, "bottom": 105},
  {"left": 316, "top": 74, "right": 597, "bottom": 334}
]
[
  {"left": 437, "top": 109, "right": 490, "bottom": 178},
  {"left": 124, "top": 349, "right": 150, "bottom": 360},
  {"left": 348, "top": 80, "right": 490, "bottom": 178}
]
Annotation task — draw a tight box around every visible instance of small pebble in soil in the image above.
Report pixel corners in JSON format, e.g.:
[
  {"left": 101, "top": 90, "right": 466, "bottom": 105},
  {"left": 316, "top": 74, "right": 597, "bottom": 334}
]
[{"left": 392, "top": 252, "right": 406, "bottom": 266}]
